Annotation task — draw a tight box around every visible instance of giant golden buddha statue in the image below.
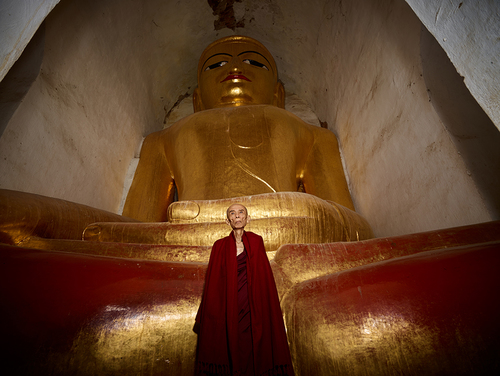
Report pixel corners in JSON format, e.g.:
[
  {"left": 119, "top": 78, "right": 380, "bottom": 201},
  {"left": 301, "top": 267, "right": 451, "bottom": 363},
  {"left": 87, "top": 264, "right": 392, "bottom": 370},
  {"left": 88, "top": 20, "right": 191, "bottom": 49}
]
[
  {"left": 1, "top": 35, "right": 372, "bottom": 251},
  {"left": 84, "top": 35, "right": 373, "bottom": 250}
]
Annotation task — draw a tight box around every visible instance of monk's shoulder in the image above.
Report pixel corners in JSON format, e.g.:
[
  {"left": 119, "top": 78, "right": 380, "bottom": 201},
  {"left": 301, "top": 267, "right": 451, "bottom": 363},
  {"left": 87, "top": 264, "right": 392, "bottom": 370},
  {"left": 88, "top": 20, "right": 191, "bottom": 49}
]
[
  {"left": 245, "top": 231, "right": 264, "bottom": 243},
  {"left": 208, "top": 236, "right": 229, "bottom": 259},
  {"left": 213, "top": 235, "right": 230, "bottom": 247}
]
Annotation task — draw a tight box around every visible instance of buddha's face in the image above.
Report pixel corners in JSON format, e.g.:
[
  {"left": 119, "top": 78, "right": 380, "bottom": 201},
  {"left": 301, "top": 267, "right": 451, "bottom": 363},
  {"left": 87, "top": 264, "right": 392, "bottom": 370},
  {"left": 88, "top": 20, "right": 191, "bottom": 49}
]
[{"left": 194, "top": 36, "right": 284, "bottom": 111}]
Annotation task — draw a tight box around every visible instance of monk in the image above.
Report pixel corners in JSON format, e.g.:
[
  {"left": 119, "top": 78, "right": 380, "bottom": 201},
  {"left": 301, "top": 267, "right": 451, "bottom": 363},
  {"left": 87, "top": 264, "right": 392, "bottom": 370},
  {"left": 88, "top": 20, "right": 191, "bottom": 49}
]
[{"left": 195, "top": 203, "right": 294, "bottom": 375}]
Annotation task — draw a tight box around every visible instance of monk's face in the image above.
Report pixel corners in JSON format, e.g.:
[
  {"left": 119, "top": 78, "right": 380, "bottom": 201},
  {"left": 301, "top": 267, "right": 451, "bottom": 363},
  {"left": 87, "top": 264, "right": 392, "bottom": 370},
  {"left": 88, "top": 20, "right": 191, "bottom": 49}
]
[
  {"left": 195, "top": 37, "right": 281, "bottom": 110},
  {"left": 226, "top": 204, "right": 249, "bottom": 230}
]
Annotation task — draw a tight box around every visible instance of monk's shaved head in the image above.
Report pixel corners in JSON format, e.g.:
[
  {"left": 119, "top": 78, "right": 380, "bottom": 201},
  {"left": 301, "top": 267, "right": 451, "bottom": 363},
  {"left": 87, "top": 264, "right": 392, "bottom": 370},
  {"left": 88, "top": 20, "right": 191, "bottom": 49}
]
[{"left": 226, "top": 204, "right": 248, "bottom": 219}]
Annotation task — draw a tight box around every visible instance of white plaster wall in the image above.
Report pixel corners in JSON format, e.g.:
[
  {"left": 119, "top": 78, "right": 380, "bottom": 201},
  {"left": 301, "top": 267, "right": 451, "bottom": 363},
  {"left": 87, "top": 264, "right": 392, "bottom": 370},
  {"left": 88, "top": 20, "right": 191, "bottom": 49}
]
[
  {"left": 295, "top": 0, "right": 492, "bottom": 235},
  {"left": 406, "top": 0, "right": 500, "bottom": 132},
  {"left": 0, "top": 0, "right": 213, "bottom": 211},
  {"left": 0, "top": 0, "right": 496, "bottom": 236},
  {"left": 0, "top": 0, "right": 60, "bottom": 81}
]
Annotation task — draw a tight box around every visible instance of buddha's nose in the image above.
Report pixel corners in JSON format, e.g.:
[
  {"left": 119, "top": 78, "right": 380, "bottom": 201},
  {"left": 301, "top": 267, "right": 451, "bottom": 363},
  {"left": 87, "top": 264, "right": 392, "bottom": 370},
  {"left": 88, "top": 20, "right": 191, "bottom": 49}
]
[{"left": 228, "top": 58, "right": 243, "bottom": 72}]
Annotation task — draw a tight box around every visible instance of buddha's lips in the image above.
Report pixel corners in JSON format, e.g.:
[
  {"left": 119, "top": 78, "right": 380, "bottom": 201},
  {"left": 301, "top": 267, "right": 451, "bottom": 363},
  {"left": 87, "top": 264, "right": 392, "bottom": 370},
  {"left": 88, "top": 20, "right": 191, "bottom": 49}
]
[{"left": 221, "top": 74, "right": 251, "bottom": 82}]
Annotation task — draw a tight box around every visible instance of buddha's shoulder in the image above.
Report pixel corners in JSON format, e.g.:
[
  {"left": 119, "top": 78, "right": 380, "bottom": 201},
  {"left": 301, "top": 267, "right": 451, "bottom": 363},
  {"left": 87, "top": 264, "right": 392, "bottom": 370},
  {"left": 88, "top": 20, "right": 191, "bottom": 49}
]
[
  {"left": 167, "top": 105, "right": 314, "bottom": 130},
  {"left": 147, "top": 105, "right": 326, "bottom": 142}
]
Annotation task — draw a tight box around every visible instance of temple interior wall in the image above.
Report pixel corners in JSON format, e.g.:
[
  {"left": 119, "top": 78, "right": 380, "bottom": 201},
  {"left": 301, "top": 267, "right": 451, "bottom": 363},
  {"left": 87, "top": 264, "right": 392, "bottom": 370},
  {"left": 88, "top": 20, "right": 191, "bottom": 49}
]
[{"left": 0, "top": 0, "right": 498, "bottom": 237}]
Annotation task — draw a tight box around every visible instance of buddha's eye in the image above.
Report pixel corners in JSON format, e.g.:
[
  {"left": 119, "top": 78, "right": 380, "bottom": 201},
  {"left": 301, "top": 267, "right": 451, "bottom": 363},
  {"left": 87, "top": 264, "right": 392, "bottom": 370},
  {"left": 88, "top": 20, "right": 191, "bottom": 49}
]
[
  {"left": 204, "top": 61, "right": 227, "bottom": 71},
  {"left": 243, "top": 59, "right": 269, "bottom": 70}
]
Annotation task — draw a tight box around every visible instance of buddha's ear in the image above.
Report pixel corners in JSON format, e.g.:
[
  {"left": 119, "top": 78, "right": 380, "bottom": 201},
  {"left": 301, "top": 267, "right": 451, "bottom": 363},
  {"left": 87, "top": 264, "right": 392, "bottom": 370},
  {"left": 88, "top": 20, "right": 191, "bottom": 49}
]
[
  {"left": 193, "top": 87, "right": 205, "bottom": 112},
  {"left": 273, "top": 81, "right": 285, "bottom": 108}
]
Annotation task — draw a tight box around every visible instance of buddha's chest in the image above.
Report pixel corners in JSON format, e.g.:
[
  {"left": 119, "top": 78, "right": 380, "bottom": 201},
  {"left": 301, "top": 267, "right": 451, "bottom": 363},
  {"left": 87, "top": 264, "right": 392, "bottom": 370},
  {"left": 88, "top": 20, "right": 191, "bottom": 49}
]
[
  {"left": 165, "top": 108, "right": 312, "bottom": 197},
  {"left": 168, "top": 110, "right": 307, "bottom": 166}
]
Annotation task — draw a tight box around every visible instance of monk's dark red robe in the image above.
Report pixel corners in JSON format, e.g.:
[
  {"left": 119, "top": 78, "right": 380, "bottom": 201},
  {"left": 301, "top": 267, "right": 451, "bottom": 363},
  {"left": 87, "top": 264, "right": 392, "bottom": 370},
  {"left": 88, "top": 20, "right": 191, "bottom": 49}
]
[{"left": 195, "top": 231, "right": 294, "bottom": 376}]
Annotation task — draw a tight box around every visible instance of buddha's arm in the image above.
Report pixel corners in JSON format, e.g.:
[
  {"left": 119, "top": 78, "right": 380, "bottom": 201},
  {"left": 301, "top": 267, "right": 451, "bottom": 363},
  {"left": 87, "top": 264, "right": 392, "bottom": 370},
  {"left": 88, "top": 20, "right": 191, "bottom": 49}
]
[
  {"left": 0, "top": 189, "right": 137, "bottom": 245},
  {"left": 122, "top": 132, "right": 175, "bottom": 222},
  {"left": 301, "top": 127, "right": 355, "bottom": 211}
]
